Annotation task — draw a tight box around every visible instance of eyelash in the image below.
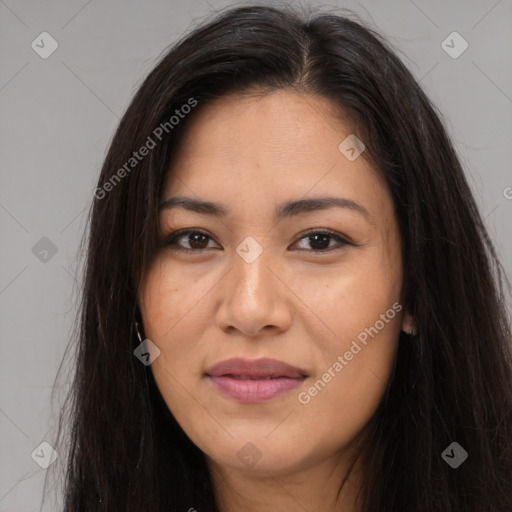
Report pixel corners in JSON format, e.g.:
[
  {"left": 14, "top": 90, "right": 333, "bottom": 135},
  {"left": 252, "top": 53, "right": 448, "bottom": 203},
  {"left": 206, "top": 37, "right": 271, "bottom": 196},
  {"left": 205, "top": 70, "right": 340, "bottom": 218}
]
[{"left": 162, "top": 228, "right": 353, "bottom": 254}]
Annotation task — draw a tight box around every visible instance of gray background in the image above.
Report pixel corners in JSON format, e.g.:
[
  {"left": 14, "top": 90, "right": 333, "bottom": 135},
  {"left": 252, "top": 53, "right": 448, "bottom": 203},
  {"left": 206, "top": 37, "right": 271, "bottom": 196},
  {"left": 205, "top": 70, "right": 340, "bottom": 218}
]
[{"left": 1, "top": 0, "right": 511, "bottom": 510}]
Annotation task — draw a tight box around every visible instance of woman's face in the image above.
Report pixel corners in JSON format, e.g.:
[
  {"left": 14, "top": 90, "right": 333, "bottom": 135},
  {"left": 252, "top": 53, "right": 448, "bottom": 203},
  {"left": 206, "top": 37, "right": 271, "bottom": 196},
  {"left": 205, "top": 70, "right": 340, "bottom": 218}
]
[{"left": 139, "top": 89, "right": 406, "bottom": 477}]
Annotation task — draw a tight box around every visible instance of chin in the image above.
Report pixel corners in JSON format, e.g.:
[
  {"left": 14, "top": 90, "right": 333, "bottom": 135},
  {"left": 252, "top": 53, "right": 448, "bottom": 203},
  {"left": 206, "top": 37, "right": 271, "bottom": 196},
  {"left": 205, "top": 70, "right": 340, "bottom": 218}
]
[{"left": 203, "top": 435, "right": 307, "bottom": 475}]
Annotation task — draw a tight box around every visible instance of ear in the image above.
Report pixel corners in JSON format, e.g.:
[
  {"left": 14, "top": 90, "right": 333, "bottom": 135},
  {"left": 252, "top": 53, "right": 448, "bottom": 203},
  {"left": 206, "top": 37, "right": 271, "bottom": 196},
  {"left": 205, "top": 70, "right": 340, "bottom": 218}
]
[{"left": 401, "top": 309, "right": 415, "bottom": 335}]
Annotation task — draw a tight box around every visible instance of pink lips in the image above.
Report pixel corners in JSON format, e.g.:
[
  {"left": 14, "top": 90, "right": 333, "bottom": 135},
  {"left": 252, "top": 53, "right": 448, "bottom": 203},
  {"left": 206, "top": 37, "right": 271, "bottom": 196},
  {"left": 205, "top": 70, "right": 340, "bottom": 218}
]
[{"left": 206, "top": 357, "right": 307, "bottom": 403}]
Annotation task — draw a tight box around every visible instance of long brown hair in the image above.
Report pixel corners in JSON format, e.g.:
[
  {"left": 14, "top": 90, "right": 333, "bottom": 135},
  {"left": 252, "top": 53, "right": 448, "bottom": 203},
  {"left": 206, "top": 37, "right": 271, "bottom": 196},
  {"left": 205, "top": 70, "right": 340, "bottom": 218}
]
[{"left": 45, "top": 4, "right": 512, "bottom": 511}]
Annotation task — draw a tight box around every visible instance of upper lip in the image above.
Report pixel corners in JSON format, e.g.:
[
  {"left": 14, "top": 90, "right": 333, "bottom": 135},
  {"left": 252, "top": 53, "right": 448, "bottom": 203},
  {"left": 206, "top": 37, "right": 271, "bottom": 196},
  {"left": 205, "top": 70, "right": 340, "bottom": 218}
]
[{"left": 206, "top": 357, "right": 308, "bottom": 379}]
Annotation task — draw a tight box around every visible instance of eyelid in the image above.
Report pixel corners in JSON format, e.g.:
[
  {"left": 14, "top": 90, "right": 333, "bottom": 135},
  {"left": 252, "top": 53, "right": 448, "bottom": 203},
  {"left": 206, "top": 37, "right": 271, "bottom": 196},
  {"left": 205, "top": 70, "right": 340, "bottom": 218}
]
[
  {"left": 292, "top": 228, "right": 354, "bottom": 249},
  {"left": 162, "top": 228, "right": 354, "bottom": 252},
  {"left": 162, "top": 228, "right": 219, "bottom": 251}
]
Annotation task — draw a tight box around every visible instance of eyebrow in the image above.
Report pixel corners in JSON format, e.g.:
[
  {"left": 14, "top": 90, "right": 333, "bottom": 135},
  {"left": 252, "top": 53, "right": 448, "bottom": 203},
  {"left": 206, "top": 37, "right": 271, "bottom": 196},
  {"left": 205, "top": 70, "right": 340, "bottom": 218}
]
[{"left": 159, "top": 195, "right": 370, "bottom": 220}]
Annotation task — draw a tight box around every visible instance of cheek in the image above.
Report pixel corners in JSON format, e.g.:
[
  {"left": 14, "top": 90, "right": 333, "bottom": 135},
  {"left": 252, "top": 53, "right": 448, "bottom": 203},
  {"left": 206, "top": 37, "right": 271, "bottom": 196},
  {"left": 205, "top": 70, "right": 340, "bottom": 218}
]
[
  {"left": 140, "top": 257, "right": 213, "bottom": 342},
  {"left": 294, "top": 302, "right": 401, "bottom": 453},
  {"left": 139, "top": 259, "right": 213, "bottom": 413},
  {"left": 289, "top": 245, "right": 402, "bottom": 426},
  {"left": 288, "top": 245, "right": 402, "bottom": 356}
]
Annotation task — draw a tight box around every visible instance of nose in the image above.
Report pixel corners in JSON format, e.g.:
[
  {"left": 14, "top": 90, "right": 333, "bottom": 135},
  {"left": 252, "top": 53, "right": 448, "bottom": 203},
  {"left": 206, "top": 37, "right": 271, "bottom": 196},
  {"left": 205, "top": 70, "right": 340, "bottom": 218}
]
[{"left": 215, "top": 246, "right": 292, "bottom": 338}]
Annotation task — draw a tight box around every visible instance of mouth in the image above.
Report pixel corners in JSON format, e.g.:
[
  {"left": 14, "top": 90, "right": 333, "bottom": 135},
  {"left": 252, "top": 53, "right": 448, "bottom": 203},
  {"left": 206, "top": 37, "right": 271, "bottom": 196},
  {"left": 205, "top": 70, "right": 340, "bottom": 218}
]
[
  {"left": 205, "top": 357, "right": 308, "bottom": 403},
  {"left": 219, "top": 374, "right": 300, "bottom": 380}
]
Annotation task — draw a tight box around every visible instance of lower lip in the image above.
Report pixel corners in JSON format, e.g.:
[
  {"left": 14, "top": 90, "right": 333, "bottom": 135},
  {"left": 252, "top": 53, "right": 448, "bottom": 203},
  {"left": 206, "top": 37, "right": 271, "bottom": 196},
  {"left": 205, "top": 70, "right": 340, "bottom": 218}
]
[{"left": 208, "top": 375, "right": 305, "bottom": 403}]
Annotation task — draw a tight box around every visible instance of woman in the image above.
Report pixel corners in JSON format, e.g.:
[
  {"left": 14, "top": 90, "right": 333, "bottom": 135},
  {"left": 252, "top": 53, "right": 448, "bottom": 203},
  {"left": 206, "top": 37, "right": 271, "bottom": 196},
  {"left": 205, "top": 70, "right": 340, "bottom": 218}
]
[{"left": 47, "top": 4, "right": 512, "bottom": 511}]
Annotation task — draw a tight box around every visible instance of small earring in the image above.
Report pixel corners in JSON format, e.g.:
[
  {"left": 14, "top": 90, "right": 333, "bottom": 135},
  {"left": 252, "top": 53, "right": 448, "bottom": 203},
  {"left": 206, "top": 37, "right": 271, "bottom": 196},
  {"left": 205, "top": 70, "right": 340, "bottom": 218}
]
[
  {"left": 402, "top": 319, "right": 415, "bottom": 336},
  {"left": 134, "top": 321, "right": 143, "bottom": 343}
]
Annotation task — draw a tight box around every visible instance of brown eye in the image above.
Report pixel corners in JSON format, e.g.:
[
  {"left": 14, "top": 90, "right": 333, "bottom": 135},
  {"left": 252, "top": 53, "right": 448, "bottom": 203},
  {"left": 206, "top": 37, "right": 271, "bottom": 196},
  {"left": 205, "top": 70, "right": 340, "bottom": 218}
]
[
  {"left": 163, "top": 229, "right": 218, "bottom": 251},
  {"left": 291, "top": 229, "right": 353, "bottom": 252},
  {"left": 162, "top": 228, "right": 353, "bottom": 254}
]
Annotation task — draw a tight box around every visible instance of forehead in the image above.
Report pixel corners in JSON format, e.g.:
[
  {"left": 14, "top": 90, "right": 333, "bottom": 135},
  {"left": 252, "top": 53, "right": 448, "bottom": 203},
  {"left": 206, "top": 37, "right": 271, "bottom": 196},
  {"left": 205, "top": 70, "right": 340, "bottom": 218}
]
[
  {"left": 163, "top": 89, "right": 390, "bottom": 219},
  {"left": 169, "top": 89, "right": 349, "bottom": 165}
]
